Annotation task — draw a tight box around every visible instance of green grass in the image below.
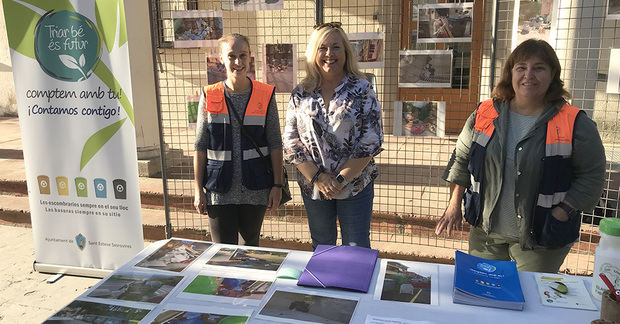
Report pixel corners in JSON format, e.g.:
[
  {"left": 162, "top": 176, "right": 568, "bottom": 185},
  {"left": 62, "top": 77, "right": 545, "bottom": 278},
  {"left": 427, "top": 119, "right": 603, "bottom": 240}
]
[{"left": 183, "top": 275, "right": 218, "bottom": 295}]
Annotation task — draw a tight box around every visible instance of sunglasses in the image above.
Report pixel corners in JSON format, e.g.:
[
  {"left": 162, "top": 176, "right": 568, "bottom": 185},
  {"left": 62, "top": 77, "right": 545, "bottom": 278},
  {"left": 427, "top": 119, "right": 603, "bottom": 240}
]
[{"left": 313, "top": 21, "right": 342, "bottom": 30}]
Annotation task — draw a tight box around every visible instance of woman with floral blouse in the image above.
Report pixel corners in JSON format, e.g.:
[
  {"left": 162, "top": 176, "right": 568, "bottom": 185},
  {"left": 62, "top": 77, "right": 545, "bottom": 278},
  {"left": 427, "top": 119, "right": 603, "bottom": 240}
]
[{"left": 283, "top": 22, "right": 384, "bottom": 250}]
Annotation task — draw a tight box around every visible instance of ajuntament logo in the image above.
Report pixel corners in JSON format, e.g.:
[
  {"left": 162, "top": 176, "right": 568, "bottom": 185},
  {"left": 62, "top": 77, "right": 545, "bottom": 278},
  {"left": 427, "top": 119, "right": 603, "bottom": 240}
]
[{"left": 75, "top": 233, "right": 86, "bottom": 250}]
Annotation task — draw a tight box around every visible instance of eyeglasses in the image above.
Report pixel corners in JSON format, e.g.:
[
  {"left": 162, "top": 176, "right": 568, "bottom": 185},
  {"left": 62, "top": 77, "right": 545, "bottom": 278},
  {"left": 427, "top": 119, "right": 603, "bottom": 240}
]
[{"left": 313, "top": 21, "right": 342, "bottom": 30}]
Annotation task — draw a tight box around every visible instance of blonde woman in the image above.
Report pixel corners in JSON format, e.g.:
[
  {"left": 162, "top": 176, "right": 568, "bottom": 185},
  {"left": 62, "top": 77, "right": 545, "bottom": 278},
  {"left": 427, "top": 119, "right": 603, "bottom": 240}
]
[
  {"left": 283, "top": 22, "right": 384, "bottom": 250},
  {"left": 194, "top": 33, "right": 283, "bottom": 246}
]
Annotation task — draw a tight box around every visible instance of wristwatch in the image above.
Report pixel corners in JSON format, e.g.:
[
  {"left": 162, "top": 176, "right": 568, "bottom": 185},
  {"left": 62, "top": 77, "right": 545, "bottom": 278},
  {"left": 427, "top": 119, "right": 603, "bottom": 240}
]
[
  {"left": 336, "top": 173, "right": 348, "bottom": 185},
  {"left": 557, "top": 201, "right": 580, "bottom": 219}
]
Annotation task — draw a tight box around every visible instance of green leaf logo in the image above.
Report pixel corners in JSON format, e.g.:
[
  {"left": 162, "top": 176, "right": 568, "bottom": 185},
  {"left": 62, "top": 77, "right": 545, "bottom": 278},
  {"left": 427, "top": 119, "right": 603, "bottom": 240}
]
[{"left": 34, "top": 10, "right": 102, "bottom": 82}]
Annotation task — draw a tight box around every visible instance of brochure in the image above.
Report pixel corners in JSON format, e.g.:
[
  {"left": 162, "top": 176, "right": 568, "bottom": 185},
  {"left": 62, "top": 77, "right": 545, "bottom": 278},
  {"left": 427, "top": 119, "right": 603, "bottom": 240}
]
[
  {"left": 534, "top": 273, "right": 597, "bottom": 310},
  {"left": 452, "top": 251, "right": 525, "bottom": 310}
]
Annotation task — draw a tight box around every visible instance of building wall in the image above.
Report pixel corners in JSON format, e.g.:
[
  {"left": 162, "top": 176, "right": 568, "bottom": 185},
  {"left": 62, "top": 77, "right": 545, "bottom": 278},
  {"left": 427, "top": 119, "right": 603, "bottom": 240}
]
[{"left": 0, "top": 0, "right": 17, "bottom": 116}]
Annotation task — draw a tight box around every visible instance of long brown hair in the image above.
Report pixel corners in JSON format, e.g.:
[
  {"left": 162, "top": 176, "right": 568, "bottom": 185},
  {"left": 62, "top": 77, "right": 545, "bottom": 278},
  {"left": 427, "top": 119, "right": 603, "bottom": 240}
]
[{"left": 491, "top": 39, "right": 570, "bottom": 103}]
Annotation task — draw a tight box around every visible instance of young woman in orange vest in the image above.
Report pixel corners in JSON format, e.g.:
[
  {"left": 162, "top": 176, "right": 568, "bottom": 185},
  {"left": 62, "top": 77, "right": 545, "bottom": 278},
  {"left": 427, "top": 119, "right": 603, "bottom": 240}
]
[
  {"left": 193, "top": 34, "right": 283, "bottom": 246},
  {"left": 435, "top": 39, "right": 606, "bottom": 273},
  {"left": 282, "top": 23, "right": 384, "bottom": 250}
]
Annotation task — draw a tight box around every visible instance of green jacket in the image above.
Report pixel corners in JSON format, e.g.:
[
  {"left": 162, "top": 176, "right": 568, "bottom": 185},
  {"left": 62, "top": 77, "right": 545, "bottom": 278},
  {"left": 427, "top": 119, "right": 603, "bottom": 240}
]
[{"left": 443, "top": 99, "right": 606, "bottom": 249}]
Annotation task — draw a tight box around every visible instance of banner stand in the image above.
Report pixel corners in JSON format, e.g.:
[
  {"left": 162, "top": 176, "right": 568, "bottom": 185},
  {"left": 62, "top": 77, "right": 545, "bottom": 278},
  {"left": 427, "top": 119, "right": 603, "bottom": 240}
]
[
  {"left": 34, "top": 262, "right": 112, "bottom": 279},
  {"left": 3, "top": 0, "right": 144, "bottom": 273}
]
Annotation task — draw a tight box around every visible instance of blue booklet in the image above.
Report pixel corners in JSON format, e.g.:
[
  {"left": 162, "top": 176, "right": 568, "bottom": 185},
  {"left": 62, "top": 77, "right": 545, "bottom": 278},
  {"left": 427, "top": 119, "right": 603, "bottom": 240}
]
[{"left": 453, "top": 251, "right": 525, "bottom": 310}]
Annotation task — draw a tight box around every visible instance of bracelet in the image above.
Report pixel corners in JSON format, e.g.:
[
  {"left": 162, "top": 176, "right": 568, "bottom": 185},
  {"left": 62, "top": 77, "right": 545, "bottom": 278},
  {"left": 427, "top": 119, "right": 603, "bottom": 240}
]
[
  {"left": 310, "top": 168, "right": 322, "bottom": 184},
  {"left": 272, "top": 184, "right": 283, "bottom": 188}
]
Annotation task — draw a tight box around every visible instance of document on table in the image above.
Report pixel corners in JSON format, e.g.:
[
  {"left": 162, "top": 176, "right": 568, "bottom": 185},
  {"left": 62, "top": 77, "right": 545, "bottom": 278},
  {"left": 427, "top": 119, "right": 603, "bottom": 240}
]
[
  {"left": 365, "top": 315, "right": 436, "bottom": 324},
  {"left": 534, "top": 273, "right": 597, "bottom": 310}
]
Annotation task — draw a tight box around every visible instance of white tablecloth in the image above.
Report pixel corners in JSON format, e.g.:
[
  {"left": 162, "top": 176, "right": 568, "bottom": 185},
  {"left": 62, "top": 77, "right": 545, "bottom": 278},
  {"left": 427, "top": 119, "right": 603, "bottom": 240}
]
[{"left": 64, "top": 239, "right": 601, "bottom": 324}]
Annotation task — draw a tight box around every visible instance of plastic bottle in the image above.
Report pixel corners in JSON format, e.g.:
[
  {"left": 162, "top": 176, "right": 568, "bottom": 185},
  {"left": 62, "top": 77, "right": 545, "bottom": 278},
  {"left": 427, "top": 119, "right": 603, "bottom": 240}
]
[{"left": 591, "top": 218, "right": 620, "bottom": 302}]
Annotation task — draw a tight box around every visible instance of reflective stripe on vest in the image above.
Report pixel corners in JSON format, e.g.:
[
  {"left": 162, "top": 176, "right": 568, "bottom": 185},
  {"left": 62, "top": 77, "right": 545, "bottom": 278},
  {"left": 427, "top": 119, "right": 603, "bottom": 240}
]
[
  {"left": 469, "top": 100, "right": 498, "bottom": 197},
  {"left": 243, "top": 146, "right": 270, "bottom": 160},
  {"left": 202, "top": 80, "right": 274, "bottom": 192},
  {"left": 535, "top": 103, "right": 580, "bottom": 208}
]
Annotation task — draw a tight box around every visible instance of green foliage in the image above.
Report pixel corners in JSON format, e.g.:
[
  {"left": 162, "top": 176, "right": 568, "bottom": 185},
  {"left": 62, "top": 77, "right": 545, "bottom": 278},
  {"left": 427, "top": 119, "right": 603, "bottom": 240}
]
[{"left": 80, "top": 118, "right": 126, "bottom": 170}]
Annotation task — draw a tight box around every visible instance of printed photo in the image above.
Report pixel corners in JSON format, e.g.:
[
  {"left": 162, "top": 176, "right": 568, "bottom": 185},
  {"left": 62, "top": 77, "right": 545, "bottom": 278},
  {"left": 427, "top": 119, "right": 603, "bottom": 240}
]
[
  {"left": 152, "top": 310, "right": 248, "bottom": 324},
  {"left": 182, "top": 275, "right": 272, "bottom": 302},
  {"left": 135, "top": 239, "right": 212, "bottom": 272},
  {"left": 606, "top": 49, "right": 620, "bottom": 94},
  {"left": 378, "top": 261, "right": 434, "bottom": 304},
  {"left": 87, "top": 272, "right": 184, "bottom": 303},
  {"left": 263, "top": 43, "right": 297, "bottom": 93},
  {"left": 256, "top": 289, "right": 358, "bottom": 324},
  {"left": 348, "top": 33, "right": 384, "bottom": 69},
  {"left": 206, "top": 247, "right": 288, "bottom": 271},
  {"left": 45, "top": 300, "right": 151, "bottom": 323},
  {"left": 206, "top": 54, "right": 227, "bottom": 85},
  {"left": 173, "top": 10, "right": 223, "bottom": 48},
  {"left": 393, "top": 101, "right": 446, "bottom": 137},
  {"left": 399, "top": 50, "right": 452, "bottom": 88},
  {"left": 187, "top": 95, "right": 200, "bottom": 129},
  {"left": 512, "top": 0, "right": 556, "bottom": 48},
  {"left": 610, "top": 0, "right": 620, "bottom": 19},
  {"left": 223, "top": 0, "right": 284, "bottom": 11},
  {"left": 418, "top": 3, "right": 473, "bottom": 43}
]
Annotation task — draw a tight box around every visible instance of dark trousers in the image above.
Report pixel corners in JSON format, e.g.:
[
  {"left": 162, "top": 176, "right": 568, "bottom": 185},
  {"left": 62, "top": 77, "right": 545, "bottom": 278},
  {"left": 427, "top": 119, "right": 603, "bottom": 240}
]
[{"left": 205, "top": 204, "right": 266, "bottom": 246}]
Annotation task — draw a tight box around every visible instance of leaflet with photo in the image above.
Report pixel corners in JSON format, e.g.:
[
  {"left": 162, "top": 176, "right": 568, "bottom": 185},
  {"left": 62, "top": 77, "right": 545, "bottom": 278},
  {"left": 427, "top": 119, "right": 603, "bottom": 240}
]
[
  {"left": 44, "top": 300, "right": 152, "bottom": 323},
  {"left": 177, "top": 269, "right": 274, "bottom": 306},
  {"left": 256, "top": 288, "right": 359, "bottom": 324},
  {"left": 134, "top": 238, "right": 212, "bottom": 272},
  {"left": 86, "top": 271, "right": 184, "bottom": 304},
  {"left": 206, "top": 246, "right": 289, "bottom": 272},
  {"left": 534, "top": 273, "right": 597, "bottom": 310},
  {"left": 373, "top": 259, "right": 439, "bottom": 305},
  {"left": 144, "top": 303, "right": 253, "bottom": 324}
]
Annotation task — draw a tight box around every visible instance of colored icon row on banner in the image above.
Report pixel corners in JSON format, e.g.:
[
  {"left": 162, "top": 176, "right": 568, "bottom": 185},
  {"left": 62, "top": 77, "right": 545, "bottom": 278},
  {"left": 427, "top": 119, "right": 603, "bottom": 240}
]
[{"left": 36, "top": 175, "right": 127, "bottom": 199}]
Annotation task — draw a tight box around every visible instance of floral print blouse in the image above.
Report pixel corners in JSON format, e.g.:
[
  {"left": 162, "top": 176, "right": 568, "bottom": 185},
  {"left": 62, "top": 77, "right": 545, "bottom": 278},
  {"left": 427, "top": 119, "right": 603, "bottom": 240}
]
[{"left": 283, "top": 76, "right": 384, "bottom": 200}]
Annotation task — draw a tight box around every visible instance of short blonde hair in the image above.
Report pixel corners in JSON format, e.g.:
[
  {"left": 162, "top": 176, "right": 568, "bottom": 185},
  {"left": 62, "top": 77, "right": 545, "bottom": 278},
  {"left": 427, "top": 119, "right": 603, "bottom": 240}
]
[{"left": 302, "top": 26, "right": 364, "bottom": 92}]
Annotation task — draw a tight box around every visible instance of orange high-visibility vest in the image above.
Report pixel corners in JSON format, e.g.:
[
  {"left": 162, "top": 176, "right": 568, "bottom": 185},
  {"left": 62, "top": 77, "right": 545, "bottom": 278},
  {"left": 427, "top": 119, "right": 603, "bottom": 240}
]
[
  {"left": 202, "top": 80, "right": 275, "bottom": 193},
  {"left": 465, "top": 99, "right": 581, "bottom": 247}
]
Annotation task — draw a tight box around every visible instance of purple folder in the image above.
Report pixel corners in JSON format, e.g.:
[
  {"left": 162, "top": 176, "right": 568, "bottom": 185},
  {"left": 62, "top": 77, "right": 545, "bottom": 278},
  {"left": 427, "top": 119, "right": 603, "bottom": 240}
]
[{"left": 297, "top": 245, "right": 379, "bottom": 293}]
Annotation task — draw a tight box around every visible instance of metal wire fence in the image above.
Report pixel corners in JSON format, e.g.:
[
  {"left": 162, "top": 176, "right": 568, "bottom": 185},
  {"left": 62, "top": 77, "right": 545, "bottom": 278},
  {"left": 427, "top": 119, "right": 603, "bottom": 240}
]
[{"left": 151, "top": 0, "right": 619, "bottom": 274}]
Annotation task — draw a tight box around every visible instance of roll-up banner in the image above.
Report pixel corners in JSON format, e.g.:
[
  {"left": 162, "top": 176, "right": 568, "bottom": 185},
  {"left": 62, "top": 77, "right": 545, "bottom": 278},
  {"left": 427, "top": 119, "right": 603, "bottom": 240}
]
[{"left": 2, "top": 0, "right": 143, "bottom": 276}]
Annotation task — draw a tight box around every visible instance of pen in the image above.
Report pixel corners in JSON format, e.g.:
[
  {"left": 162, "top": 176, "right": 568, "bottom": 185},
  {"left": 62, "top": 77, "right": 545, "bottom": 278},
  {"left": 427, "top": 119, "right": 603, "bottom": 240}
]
[{"left": 599, "top": 273, "right": 620, "bottom": 302}]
